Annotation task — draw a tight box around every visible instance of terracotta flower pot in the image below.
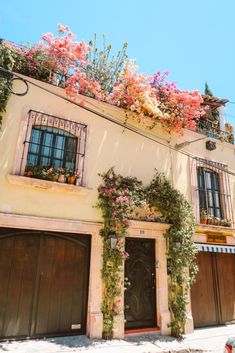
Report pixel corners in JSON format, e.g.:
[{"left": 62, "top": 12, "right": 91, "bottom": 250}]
[
  {"left": 200, "top": 217, "right": 207, "bottom": 225},
  {"left": 67, "top": 175, "right": 76, "bottom": 185},
  {"left": 26, "top": 171, "right": 34, "bottom": 178}
]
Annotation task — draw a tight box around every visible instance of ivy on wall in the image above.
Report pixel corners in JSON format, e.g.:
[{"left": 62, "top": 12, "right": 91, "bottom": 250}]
[
  {"left": 0, "top": 39, "right": 53, "bottom": 129},
  {"left": 97, "top": 168, "right": 143, "bottom": 338},
  {"left": 146, "top": 172, "right": 198, "bottom": 337},
  {"left": 97, "top": 168, "right": 198, "bottom": 338},
  {"left": 0, "top": 77, "right": 11, "bottom": 128}
]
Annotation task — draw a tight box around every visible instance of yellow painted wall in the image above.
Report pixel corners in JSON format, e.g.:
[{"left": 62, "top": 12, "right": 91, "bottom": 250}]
[{"left": 0, "top": 76, "right": 235, "bottom": 223}]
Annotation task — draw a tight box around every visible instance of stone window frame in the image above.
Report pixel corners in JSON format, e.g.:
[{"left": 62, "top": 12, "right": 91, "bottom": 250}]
[{"left": 13, "top": 108, "right": 88, "bottom": 186}]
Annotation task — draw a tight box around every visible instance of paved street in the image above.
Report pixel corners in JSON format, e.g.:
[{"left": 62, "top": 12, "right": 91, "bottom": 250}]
[{"left": 0, "top": 324, "right": 234, "bottom": 353}]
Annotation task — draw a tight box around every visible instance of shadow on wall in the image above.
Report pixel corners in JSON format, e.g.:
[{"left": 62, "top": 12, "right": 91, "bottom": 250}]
[
  {"left": 170, "top": 149, "right": 192, "bottom": 202},
  {"left": 0, "top": 113, "right": 17, "bottom": 177},
  {"left": 87, "top": 125, "right": 172, "bottom": 187}
]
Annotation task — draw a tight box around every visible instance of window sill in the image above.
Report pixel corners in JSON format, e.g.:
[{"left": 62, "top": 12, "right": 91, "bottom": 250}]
[
  {"left": 196, "top": 223, "right": 235, "bottom": 236},
  {"left": 7, "top": 175, "right": 91, "bottom": 195}
]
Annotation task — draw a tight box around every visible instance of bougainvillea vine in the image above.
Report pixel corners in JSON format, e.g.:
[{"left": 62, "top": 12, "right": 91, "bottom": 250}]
[
  {"left": 0, "top": 24, "right": 206, "bottom": 135},
  {"left": 96, "top": 168, "right": 143, "bottom": 338},
  {"left": 97, "top": 168, "right": 198, "bottom": 338}
]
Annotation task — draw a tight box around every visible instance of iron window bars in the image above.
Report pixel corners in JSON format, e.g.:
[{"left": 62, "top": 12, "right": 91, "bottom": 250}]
[
  {"left": 20, "top": 110, "right": 87, "bottom": 185},
  {"left": 194, "top": 157, "right": 233, "bottom": 225}
]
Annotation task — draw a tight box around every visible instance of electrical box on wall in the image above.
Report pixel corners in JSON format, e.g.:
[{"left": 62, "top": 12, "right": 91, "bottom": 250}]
[{"left": 206, "top": 140, "right": 216, "bottom": 151}]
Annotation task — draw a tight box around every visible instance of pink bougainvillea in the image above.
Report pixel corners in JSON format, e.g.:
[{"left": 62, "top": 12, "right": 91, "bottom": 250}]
[
  {"left": 37, "top": 25, "right": 206, "bottom": 133},
  {"left": 109, "top": 65, "right": 204, "bottom": 133},
  {"left": 39, "top": 25, "right": 91, "bottom": 73},
  {"left": 109, "top": 61, "right": 163, "bottom": 127},
  {"left": 151, "top": 71, "right": 204, "bottom": 133},
  {"left": 2, "top": 24, "right": 207, "bottom": 134},
  {"left": 38, "top": 25, "right": 103, "bottom": 100}
]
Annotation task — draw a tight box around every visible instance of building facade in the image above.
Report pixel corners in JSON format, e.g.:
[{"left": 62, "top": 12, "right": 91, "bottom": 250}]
[{"left": 0, "top": 75, "right": 234, "bottom": 340}]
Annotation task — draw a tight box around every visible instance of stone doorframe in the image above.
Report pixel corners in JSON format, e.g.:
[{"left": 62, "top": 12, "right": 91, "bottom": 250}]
[
  {"left": 0, "top": 212, "right": 103, "bottom": 339},
  {"left": 114, "top": 220, "right": 172, "bottom": 338}
]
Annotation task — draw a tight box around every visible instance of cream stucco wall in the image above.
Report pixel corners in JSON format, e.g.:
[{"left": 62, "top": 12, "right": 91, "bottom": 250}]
[
  {"left": 0, "top": 75, "right": 235, "bottom": 338},
  {"left": 1, "top": 75, "right": 234, "bottom": 224}
]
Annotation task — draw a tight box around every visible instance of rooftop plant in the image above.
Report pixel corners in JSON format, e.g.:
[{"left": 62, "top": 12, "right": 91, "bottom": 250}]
[{"left": 0, "top": 24, "right": 208, "bottom": 135}]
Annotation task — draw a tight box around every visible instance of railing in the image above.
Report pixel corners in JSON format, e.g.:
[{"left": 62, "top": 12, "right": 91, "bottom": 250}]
[{"left": 196, "top": 118, "right": 234, "bottom": 144}]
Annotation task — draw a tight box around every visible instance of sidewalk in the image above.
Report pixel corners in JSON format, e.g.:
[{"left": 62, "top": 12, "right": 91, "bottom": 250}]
[{"left": 0, "top": 324, "right": 234, "bottom": 353}]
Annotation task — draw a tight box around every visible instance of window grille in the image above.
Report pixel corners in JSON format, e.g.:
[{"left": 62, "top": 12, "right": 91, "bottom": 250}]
[
  {"left": 197, "top": 167, "right": 222, "bottom": 218},
  {"left": 192, "top": 157, "right": 233, "bottom": 225},
  {"left": 20, "top": 110, "right": 87, "bottom": 185}
]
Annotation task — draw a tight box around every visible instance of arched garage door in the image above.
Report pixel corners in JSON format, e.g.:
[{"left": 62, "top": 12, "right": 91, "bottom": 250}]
[{"left": 0, "top": 228, "right": 90, "bottom": 339}]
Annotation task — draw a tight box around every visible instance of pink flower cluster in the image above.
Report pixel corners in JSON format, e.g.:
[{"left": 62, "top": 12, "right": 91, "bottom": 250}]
[
  {"left": 9, "top": 24, "right": 206, "bottom": 135},
  {"left": 40, "top": 25, "right": 91, "bottom": 72},
  {"left": 115, "top": 196, "right": 129, "bottom": 203},
  {"left": 110, "top": 65, "right": 204, "bottom": 133},
  {"left": 109, "top": 62, "right": 163, "bottom": 126},
  {"left": 38, "top": 24, "right": 103, "bottom": 99},
  {"left": 152, "top": 71, "right": 204, "bottom": 133}
]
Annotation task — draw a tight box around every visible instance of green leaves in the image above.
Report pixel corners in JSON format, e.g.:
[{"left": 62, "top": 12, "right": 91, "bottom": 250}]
[
  {"left": 146, "top": 171, "right": 198, "bottom": 337},
  {"left": 97, "top": 169, "right": 198, "bottom": 338},
  {"left": 84, "top": 35, "right": 128, "bottom": 95}
]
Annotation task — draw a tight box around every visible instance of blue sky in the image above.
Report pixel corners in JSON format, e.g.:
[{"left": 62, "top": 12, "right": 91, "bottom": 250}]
[{"left": 1, "top": 0, "right": 235, "bottom": 126}]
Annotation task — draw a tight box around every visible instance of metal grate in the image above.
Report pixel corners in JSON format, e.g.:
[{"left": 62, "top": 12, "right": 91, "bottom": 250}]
[
  {"left": 192, "top": 157, "right": 233, "bottom": 226},
  {"left": 20, "top": 110, "right": 87, "bottom": 185}
]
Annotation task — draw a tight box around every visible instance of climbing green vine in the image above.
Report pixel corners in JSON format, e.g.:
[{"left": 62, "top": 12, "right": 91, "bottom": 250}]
[
  {"left": 97, "top": 168, "right": 143, "bottom": 338},
  {"left": 97, "top": 168, "right": 198, "bottom": 338},
  {"left": 146, "top": 172, "right": 198, "bottom": 337},
  {"left": 0, "top": 77, "right": 11, "bottom": 129},
  {"left": 0, "top": 39, "right": 53, "bottom": 129}
]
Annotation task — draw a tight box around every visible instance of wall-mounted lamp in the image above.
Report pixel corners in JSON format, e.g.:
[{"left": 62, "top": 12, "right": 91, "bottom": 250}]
[{"left": 108, "top": 231, "right": 118, "bottom": 250}]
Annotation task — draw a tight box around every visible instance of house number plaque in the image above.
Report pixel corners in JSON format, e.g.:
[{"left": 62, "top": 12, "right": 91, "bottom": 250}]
[{"left": 207, "top": 234, "right": 227, "bottom": 244}]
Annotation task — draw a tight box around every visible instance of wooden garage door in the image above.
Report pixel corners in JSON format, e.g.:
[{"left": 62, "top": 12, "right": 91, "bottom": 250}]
[
  {"left": 216, "top": 253, "right": 235, "bottom": 323},
  {"left": 0, "top": 228, "right": 90, "bottom": 339},
  {"left": 191, "top": 252, "right": 235, "bottom": 327}
]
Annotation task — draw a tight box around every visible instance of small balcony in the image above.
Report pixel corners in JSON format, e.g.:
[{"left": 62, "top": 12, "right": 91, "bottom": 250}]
[{"left": 196, "top": 118, "right": 234, "bottom": 145}]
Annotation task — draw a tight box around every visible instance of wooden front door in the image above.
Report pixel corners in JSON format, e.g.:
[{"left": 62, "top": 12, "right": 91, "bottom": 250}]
[
  {"left": 124, "top": 238, "right": 156, "bottom": 329},
  {"left": 0, "top": 228, "right": 90, "bottom": 339},
  {"left": 191, "top": 252, "right": 235, "bottom": 327}
]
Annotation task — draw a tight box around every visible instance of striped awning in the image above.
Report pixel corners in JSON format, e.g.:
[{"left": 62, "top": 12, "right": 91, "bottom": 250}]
[{"left": 195, "top": 243, "right": 235, "bottom": 253}]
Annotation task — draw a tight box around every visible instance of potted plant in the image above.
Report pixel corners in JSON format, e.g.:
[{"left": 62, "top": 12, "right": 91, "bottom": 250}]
[
  {"left": 66, "top": 170, "right": 81, "bottom": 185},
  {"left": 75, "top": 171, "right": 81, "bottom": 185},
  {"left": 221, "top": 219, "right": 232, "bottom": 227},
  {"left": 57, "top": 167, "right": 67, "bottom": 183},
  {"left": 24, "top": 164, "right": 34, "bottom": 177},
  {"left": 200, "top": 209, "right": 208, "bottom": 224},
  {"left": 46, "top": 167, "right": 59, "bottom": 182},
  {"left": 214, "top": 217, "right": 220, "bottom": 226},
  {"left": 67, "top": 170, "right": 76, "bottom": 185},
  {"left": 31, "top": 165, "right": 44, "bottom": 179},
  {"left": 207, "top": 215, "right": 213, "bottom": 225}
]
